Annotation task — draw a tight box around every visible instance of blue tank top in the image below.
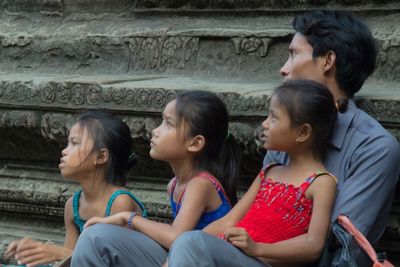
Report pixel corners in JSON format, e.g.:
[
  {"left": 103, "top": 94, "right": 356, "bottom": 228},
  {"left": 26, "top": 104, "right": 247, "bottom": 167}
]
[
  {"left": 170, "top": 172, "right": 232, "bottom": 230},
  {"left": 73, "top": 189, "right": 148, "bottom": 233}
]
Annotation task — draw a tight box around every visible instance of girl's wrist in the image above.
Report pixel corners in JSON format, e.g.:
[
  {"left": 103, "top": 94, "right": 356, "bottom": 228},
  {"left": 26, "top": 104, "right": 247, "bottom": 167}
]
[
  {"left": 127, "top": 211, "right": 138, "bottom": 230},
  {"left": 253, "top": 242, "right": 264, "bottom": 258}
]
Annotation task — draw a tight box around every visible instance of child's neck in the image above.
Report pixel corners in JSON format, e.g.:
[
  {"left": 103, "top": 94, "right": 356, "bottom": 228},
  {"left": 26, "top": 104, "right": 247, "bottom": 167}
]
[
  {"left": 170, "top": 160, "right": 197, "bottom": 184},
  {"left": 79, "top": 173, "right": 116, "bottom": 202},
  {"left": 287, "top": 150, "right": 324, "bottom": 172}
]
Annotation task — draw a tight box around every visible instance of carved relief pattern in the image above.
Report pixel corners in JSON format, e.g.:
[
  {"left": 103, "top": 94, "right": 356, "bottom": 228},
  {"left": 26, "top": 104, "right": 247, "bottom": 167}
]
[
  {"left": 0, "top": 111, "right": 39, "bottom": 129},
  {"left": 139, "top": 38, "right": 160, "bottom": 70},
  {"left": 130, "top": 37, "right": 199, "bottom": 71},
  {"left": 55, "top": 83, "right": 71, "bottom": 104},
  {"left": 72, "top": 84, "right": 85, "bottom": 105},
  {"left": 219, "top": 92, "right": 269, "bottom": 112},
  {"left": 125, "top": 89, "right": 138, "bottom": 106},
  {"left": 86, "top": 84, "right": 102, "bottom": 105},
  {"left": 134, "top": 0, "right": 390, "bottom": 9},
  {"left": 231, "top": 37, "right": 272, "bottom": 57},
  {"left": 356, "top": 99, "right": 400, "bottom": 123},
  {"left": 0, "top": 81, "right": 5, "bottom": 97},
  {"left": 41, "top": 113, "right": 75, "bottom": 145},
  {"left": 40, "top": 82, "right": 56, "bottom": 104},
  {"left": 112, "top": 87, "right": 125, "bottom": 104}
]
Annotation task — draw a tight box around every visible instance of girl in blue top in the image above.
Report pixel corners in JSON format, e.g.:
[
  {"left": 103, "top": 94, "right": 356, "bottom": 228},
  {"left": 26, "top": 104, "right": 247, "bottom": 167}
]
[
  {"left": 4, "top": 111, "right": 147, "bottom": 267},
  {"left": 71, "top": 90, "right": 241, "bottom": 267}
]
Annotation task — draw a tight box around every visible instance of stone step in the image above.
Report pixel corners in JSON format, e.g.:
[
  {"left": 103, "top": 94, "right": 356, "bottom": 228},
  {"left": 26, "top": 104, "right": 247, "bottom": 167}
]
[
  {"left": 0, "top": 162, "right": 172, "bottom": 264},
  {"left": 0, "top": 11, "right": 399, "bottom": 82},
  {"left": 1, "top": 0, "right": 400, "bottom": 14}
]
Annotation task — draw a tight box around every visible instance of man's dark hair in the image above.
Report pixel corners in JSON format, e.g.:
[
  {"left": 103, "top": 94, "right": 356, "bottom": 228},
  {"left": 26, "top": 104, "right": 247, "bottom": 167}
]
[{"left": 293, "top": 10, "right": 378, "bottom": 98}]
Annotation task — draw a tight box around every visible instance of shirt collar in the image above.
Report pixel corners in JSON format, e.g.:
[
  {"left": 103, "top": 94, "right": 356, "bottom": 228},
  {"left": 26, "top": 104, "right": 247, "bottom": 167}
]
[{"left": 330, "top": 99, "right": 357, "bottom": 150}]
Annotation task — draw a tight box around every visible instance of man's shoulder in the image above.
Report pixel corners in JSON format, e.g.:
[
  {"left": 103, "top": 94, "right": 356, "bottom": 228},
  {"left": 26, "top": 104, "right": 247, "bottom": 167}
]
[
  {"left": 351, "top": 108, "right": 397, "bottom": 142},
  {"left": 345, "top": 108, "right": 399, "bottom": 156}
]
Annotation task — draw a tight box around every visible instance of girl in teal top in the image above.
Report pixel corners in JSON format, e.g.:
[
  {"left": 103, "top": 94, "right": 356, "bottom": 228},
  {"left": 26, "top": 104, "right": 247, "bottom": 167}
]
[
  {"left": 71, "top": 90, "right": 241, "bottom": 267},
  {"left": 5, "top": 111, "right": 147, "bottom": 267}
]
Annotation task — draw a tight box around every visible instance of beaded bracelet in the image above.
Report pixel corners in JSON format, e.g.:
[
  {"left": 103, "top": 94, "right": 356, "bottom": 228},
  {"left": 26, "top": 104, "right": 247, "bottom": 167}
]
[{"left": 127, "top": 211, "right": 137, "bottom": 230}]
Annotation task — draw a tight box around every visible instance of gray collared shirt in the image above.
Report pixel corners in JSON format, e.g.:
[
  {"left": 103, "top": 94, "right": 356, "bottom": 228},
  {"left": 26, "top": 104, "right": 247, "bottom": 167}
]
[{"left": 264, "top": 99, "right": 400, "bottom": 243}]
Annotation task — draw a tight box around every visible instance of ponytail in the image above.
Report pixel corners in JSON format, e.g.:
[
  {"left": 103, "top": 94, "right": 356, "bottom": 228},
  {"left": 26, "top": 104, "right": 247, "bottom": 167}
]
[
  {"left": 336, "top": 98, "right": 349, "bottom": 113},
  {"left": 174, "top": 90, "right": 241, "bottom": 205},
  {"left": 218, "top": 133, "right": 241, "bottom": 205}
]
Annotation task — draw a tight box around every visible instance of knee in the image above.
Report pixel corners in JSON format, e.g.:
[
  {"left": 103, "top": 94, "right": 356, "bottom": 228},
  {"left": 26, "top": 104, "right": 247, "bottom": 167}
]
[
  {"left": 76, "top": 223, "right": 115, "bottom": 249},
  {"left": 171, "top": 230, "right": 203, "bottom": 252}
]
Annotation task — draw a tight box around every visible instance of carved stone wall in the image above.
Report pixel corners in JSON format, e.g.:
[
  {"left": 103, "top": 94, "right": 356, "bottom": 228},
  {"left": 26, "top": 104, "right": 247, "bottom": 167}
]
[{"left": 0, "top": 0, "right": 399, "bottom": 264}]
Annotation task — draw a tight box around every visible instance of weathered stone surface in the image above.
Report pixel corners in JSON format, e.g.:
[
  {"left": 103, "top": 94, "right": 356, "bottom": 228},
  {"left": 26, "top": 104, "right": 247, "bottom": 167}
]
[
  {"left": 0, "top": 0, "right": 399, "bottom": 265},
  {"left": 0, "top": 12, "right": 399, "bottom": 82}
]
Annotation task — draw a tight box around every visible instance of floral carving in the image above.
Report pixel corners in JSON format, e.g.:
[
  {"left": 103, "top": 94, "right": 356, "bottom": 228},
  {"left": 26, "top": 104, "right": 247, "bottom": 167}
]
[
  {"left": 125, "top": 89, "right": 137, "bottom": 106},
  {"left": 112, "top": 87, "right": 124, "bottom": 105},
  {"left": 87, "top": 84, "right": 102, "bottom": 105},
  {"left": 4, "top": 84, "right": 17, "bottom": 100},
  {"left": 40, "top": 83, "right": 56, "bottom": 104},
  {"left": 161, "top": 37, "right": 182, "bottom": 69},
  {"left": 138, "top": 89, "right": 152, "bottom": 107},
  {"left": 139, "top": 38, "right": 160, "bottom": 70},
  {"left": 72, "top": 84, "right": 85, "bottom": 105},
  {"left": 0, "top": 81, "right": 6, "bottom": 98},
  {"left": 56, "top": 83, "right": 71, "bottom": 104},
  {"left": 231, "top": 37, "right": 272, "bottom": 57},
  {"left": 102, "top": 87, "right": 113, "bottom": 103},
  {"left": 152, "top": 89, "right": 167, "bottom": 108},
  {"left": 184, "top": 37, "right": 199, "bottom": 61}
]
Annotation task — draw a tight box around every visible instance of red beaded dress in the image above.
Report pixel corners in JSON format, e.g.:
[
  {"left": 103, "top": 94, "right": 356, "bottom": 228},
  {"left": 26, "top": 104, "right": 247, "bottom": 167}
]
[{"left": 235, "top": 163, "right": 335, "bottom": 243}]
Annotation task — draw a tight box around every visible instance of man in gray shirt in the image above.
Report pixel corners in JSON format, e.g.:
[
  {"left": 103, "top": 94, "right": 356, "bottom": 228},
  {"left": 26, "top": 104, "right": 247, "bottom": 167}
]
[
  {"left": 166, "top": 10, "right": 400, "bottom": 267},
  {"left": 264, "top": 10, "right": 400, "bottom": 247}
]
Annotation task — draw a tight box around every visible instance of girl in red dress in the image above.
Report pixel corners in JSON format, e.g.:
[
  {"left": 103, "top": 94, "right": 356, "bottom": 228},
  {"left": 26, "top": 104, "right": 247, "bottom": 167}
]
[{"left": 168, "top": 79, "right": 339, "bottom": 267}]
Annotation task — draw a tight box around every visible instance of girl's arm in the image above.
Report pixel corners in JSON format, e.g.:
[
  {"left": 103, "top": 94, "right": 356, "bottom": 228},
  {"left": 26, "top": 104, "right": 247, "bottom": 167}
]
[
  {"left": 225, "top": 174, "right": 336, "bottom": 264},
  {"left": 203, "top": 174, "right": 262, "bottom": 235},
  {"left": 84, "top": 178, "right": 216, "bottom": 249},
  {"left": 64, "top": 196, "right": 79, "bottom": 251}
]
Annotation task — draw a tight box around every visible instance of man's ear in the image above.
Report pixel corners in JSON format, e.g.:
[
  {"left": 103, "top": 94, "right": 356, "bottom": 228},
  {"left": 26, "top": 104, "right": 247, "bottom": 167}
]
[
  {"left": 322, "top": 50, "right": 336, "bottom": 73},
  {"left": 188, "top": 135, "right": 205, "bottom": 153},
  {"left": 296, "top": 123, "right": 312, "bottom": 143},
  {"left": 95, "top": 148, "right": 109, "bottom": 165}
]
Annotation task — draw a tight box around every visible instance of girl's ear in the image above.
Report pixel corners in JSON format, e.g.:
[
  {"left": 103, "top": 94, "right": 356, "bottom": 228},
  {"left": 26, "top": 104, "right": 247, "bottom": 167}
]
[
  {"left": 296, "top": 123, "right": 312, "bottom": 143},
  {"left": 188, "top": 135, "right": 205, "bottom": 153},
  {"left": 95, "top": 148, "right": 109, "bottom": 165}
]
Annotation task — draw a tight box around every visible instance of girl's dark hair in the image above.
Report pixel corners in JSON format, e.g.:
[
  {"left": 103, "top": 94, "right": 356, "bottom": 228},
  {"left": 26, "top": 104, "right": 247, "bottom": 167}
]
[
  {"left": 273, "top": 80, "right": 338, "bottom": 161},
  {"left": 76, "top": 111, "right": 137, "bottom": 186},
  {"left": 175, "top": 90, "right": 241, "bottom": 205}
]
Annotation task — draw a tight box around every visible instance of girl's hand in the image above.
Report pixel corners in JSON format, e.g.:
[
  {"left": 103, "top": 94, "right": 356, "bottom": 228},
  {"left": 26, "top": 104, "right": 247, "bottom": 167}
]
[
  {"left": 223, "top": 227, "right": 259, "bottom": 257},
  {"left": 4, "top": 239, "right": 20, "bottom": 259},
  {"left": 84, "top": 211, "right": 130, "bottom": 228},
  {"left": 4, "top": 238, "right": 62, "bottom": 267}
]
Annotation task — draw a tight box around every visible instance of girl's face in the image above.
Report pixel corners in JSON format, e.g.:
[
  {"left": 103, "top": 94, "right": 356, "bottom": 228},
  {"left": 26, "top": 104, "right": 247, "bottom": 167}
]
[
  {"left": 150, "top": 100, "right": 191, "bottom": 162},
  {"left": 261, "top": 95, "right": 299, "bottom": 152},
  {"left": 59, "top": 123, "right": 97, "bottom": 179}
]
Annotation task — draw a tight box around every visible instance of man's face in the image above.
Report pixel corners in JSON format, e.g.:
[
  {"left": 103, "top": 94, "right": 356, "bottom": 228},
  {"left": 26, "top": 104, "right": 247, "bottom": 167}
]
[{"left": 280, "top": 33, "right": 326, "bottom": 84}]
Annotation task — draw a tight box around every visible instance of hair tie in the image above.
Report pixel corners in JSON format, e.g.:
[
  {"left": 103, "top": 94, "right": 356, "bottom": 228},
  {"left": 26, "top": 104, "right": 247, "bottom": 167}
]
[
  {"left": 336, "top": 98, "right": 349, "bottom": 113},
  {"left": 128, "top": 152, "right": 136, "bottom": 161}
]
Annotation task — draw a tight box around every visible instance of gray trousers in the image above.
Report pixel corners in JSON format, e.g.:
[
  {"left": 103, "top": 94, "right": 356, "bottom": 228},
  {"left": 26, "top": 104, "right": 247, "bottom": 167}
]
[
  {"left": 71, "top": 223, "right": 168, "bottom": 267},
  {"left": 168, "top": 230, "right": 270, "bottom": 267}
]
